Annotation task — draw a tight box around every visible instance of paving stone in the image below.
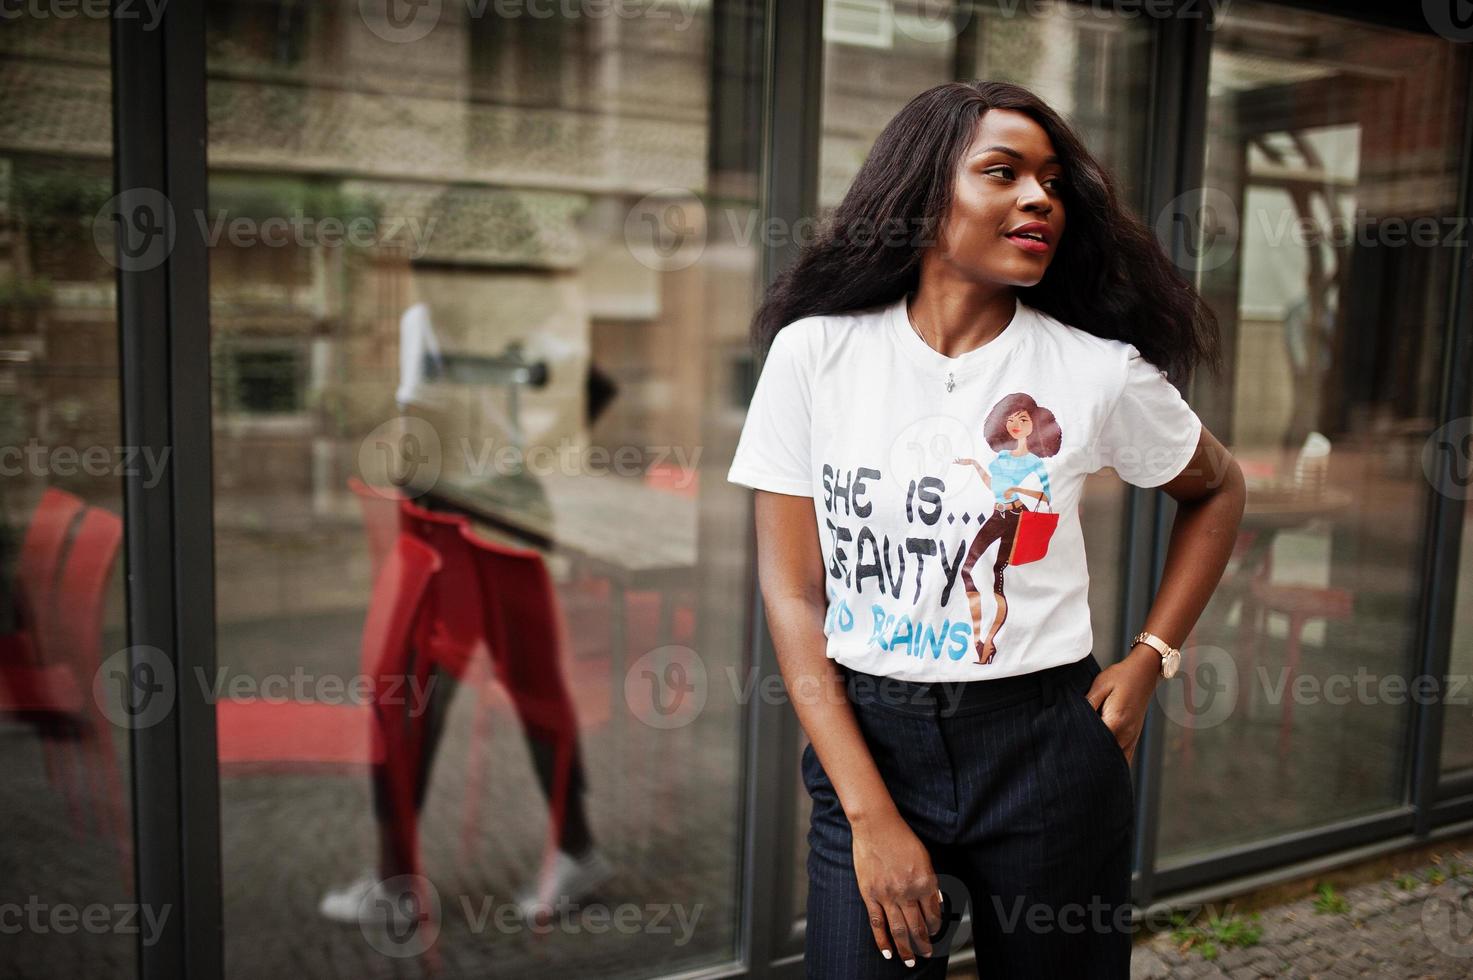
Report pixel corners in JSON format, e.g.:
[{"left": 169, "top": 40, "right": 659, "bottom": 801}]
[
  {"left": 1109, "top": 849, "right": 1473, "bottom": 980},
  {"left": 1130, "top": 946, "right": 1173, "bottom": 979}
]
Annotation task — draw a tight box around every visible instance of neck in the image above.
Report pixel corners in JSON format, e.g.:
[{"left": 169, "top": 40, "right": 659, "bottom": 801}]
[{"left": 906, "top": 280, "right": 1016, "bottom": 358}]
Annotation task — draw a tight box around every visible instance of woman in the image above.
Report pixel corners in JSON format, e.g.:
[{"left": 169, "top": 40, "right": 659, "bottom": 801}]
[
  {"left": 953, "top": 392, "right": 1062, "bottom": 664},
  {"left": 726, "top": 81, "right": 1245, "bottom": 978}
]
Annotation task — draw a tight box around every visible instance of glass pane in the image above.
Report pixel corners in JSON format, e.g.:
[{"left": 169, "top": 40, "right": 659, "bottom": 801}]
[
  {"left": 207, "top": 1, "right": 766, "bottom": 975},
  {"left": 803, "top": 0, "right": 1155, "bottom": 922},
  {"left": 1443, "top": 440, "right": 1473, "bottom": 777},
  {"left": 0, "top": 11, "right": 137, "bottom": 978},
  {"left": 1158, "top": 1, "right": 1471, "bottom": 862}
]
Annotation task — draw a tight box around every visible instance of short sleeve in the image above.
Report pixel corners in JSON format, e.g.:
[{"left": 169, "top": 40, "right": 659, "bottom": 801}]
[
  {"left": 726, "top": 323, "right": 815, "bottom": 496},
  {"left": 1093, "top": 343, "right": 1203, "bottom": 488}
]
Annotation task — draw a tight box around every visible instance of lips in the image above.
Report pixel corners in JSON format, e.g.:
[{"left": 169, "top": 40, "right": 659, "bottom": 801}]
[
  {"left": 1005, "top": 221, "right": 1050, "bottom": 245},
  {"left": 1005, "top": 222, "right": 1050, "bottom": 255}
]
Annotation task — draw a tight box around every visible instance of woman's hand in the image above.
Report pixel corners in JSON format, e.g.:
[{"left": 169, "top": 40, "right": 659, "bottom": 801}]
[
  {"left": 851, "top": 810, "right": 943, "bottom": 965},
  {"left": 1084, "top": 644, "right": 1161, "bottom": 763}
]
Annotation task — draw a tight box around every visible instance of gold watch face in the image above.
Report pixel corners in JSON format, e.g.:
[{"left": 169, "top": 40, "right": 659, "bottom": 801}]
[{"left": 1161, "top": 649, "right": 1181, "bottom": 679}]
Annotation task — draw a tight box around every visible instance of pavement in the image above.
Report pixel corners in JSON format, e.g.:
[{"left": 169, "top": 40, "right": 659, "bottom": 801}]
[
  {"left": 1126, "top": 845, "right": 1473, "bottom": 979},
  {"left": 935, "top": 845, "right": 1473, "bottom": 979}
]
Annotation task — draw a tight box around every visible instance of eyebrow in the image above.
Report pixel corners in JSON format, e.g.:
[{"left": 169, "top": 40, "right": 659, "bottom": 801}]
[{"left": 971, "top": 145, "right": 1062, "bottom": 166}]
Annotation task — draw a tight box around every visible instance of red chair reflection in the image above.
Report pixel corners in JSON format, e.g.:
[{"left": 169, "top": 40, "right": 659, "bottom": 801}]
[
  {"left": 0, "top": 487, "right": 86, "bottom": 711},
  {"left": 346, "top": 476, "right": 406, "bottom": 582},
  {"left": 1244, "top": 559, "right": 1354, "bottom": 759},
  {"left": 0, "top": 504, "right": 125, "bottom": 862},
  {"left": 53, "top": 508, "right": 126, "bottom": 841},
  {"left": 216, "top": 535, "right": 441, "bottom": 876}
]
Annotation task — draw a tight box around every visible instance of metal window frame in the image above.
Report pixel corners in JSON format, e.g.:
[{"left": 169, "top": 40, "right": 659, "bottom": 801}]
[
  {"left": 739, "top": 3, "right": 826, "bottom": 976},
  {"left": 1415, "top": 38, "right": 1473, "bottom": 827},
  {"left": 112, "top": 2, "right": 222, "bottom": 978},
  {"left": 1125, "top": 0, "right": 1216, "bottom": 906}
]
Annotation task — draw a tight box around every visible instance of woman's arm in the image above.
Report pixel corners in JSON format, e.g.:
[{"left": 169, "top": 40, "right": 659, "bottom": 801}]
[
  {"left": 754, "top": 489, "right": 942, "bottom": 965},
  {"left": 1085, "top": 426, "right": 1247, "bottom": 761}
]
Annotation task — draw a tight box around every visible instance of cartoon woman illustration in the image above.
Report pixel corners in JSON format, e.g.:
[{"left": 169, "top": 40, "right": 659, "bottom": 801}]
[{"left": 952, "top": 392, "right": 1062, "bottom": 664}]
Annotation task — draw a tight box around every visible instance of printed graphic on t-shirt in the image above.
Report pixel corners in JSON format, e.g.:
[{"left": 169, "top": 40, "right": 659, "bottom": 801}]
[{"left": 821, "top": 392, "right": 1061, "bottom": 668}]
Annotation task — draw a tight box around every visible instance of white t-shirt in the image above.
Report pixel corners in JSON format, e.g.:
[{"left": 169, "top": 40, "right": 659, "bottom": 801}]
[{"left": 726, "top": 292, "right": 1202, "bottom": 682}]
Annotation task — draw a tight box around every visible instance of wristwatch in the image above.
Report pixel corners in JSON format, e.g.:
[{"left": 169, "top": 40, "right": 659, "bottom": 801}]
[{"left": 1133, "top": 630, "right": 1181, "bottom": 679}]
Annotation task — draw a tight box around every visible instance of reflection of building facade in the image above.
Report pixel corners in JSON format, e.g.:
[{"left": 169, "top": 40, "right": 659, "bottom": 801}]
[
  {"left": 3, "top": 2, "right": 1473, "bottom": 979},
  {"left": 204, "top": 4, "right": 720, "bottom": 530}
]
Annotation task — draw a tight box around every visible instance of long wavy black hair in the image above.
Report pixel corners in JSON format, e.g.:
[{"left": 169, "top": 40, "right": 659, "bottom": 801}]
[{"left": 751, "top": 80, "right": 1222, "bottom": 383}]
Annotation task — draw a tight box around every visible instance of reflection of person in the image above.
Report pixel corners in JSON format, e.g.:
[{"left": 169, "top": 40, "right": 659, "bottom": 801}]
[
  {"left": 952, "top": 393, "right": 1059, "bottom": 664},
  {"left": 364, "top": 654, "right": 609, "bottom": 919},
  {"left": 319, "top": 284, "right": 613, "bottom": 926},
  {"left": 728, "top": 81, "right": 1243, "bottom": 978},
  {"left": 320, "top": 513, "right": 613, "bottom": 927}
]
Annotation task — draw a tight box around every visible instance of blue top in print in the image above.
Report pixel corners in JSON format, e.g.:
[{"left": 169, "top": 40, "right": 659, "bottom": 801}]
[{"left": 987, "top": 451, "right": 1050, "bottom": 505}]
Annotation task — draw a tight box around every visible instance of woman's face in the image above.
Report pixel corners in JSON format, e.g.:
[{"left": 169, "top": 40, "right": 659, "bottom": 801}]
[
  {"left": 936, "top": 109, "right": 1065, "bottom": 287},
  {"left": 1005, "top": 410, "right": 1034, "bottom": 442}
]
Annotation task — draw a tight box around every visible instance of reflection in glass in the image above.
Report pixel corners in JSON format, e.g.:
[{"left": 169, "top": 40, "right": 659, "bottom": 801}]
[
  {"left": 0, "top": 12, "right": 135, "bottom": 978},
  {"left": 207, "top": 1, "right": 766, "bottom": 975},
  {"left": 1443, "top": 452, "right": 1473, "bottom": 777},
  {"left": 1159, "top": 2, "right": 1470, "bottom": 861}
]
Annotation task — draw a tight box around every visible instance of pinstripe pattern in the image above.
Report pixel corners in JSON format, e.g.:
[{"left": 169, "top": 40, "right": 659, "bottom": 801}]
[{"left": 801, "top": 653, "right": 1133, "bottom": 978}]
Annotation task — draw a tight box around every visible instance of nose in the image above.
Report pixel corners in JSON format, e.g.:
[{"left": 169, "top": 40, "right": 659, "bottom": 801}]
[{"left": 1019, "top": 178, "right": 1052, "bottom": 215}]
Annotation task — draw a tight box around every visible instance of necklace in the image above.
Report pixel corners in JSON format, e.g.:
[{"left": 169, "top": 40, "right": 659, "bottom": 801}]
[{"left": 905, "top": 298, "right": 956, "bottom": 392}]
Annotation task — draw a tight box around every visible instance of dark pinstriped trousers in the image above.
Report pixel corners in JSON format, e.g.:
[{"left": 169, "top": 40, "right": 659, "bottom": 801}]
[{"left": 801, "top": 653, "right": 1134, "bottom": 979}]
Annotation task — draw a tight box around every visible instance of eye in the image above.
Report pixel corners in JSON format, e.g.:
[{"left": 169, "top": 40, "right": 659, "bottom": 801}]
[{"left": 983, "top": 165, "right": 1014, "bottom": 181}]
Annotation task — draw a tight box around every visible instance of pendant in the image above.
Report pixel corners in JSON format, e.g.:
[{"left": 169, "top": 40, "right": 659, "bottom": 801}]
[{"left": 945, "top": 372, "right": 955, "bottom": 393}]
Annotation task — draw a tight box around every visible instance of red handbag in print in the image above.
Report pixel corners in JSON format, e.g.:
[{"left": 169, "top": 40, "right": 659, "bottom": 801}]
[{"left": 1007, "top": 497, "right": 1058, "bottom": 565}]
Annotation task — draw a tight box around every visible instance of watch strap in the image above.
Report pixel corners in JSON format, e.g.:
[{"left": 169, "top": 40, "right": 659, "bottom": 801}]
[{"left": 1133, "top": 630, "right": 1180, "bottom": 676}]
